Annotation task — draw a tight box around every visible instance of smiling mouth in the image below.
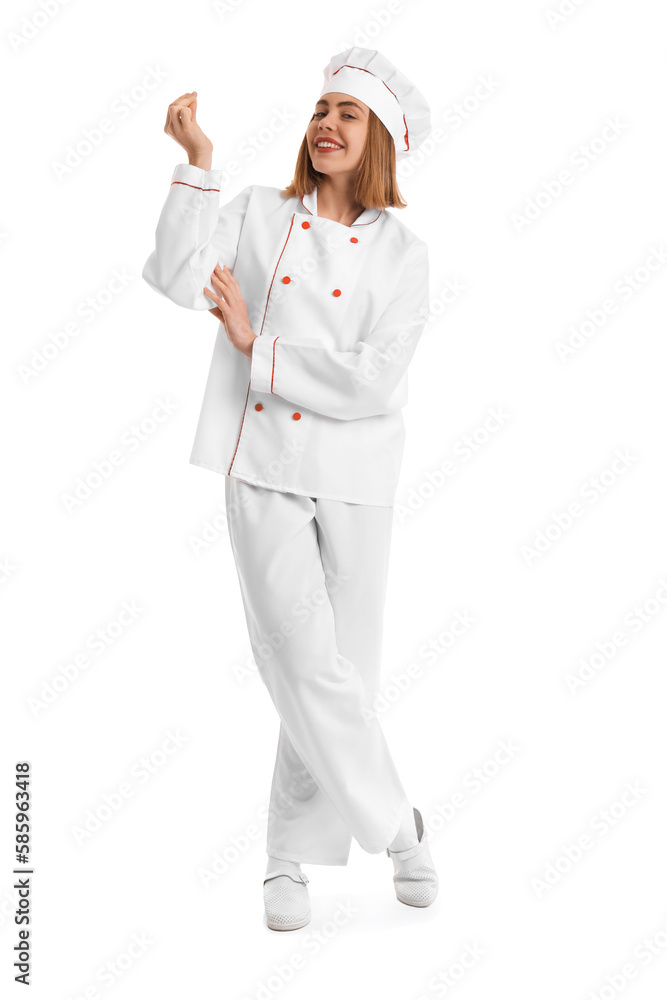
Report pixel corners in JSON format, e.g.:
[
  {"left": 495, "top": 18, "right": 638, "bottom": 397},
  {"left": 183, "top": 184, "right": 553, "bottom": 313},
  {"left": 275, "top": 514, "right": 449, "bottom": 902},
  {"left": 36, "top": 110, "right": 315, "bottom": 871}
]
[{"left": 314, "top": 141, "right": 344, "bottom": 150}]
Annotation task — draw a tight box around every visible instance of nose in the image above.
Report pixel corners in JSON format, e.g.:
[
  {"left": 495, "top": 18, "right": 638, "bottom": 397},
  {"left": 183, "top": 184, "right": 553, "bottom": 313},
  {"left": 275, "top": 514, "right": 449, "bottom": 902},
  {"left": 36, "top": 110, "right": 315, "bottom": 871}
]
[{"left": 317, "top": 121, "right": 337, "bottom": 138}]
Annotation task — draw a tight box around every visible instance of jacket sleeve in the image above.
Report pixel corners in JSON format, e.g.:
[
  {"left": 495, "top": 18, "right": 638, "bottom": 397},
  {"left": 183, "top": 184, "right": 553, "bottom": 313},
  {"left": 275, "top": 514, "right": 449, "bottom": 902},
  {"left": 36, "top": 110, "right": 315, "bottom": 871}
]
[
  {"left": 249, "top": 239, "right": 430, "bottom": 420},
  {"left": 142, "top": 163, "right": 253, "bottom": 310}
]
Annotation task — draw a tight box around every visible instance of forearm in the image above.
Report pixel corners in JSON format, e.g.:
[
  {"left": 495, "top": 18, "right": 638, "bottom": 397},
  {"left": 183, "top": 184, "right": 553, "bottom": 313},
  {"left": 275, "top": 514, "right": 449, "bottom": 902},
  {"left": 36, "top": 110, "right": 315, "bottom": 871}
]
[
  {"left": 249, "top": 241, "right": 430, "bottom": 420},
  {"left": 250, "top": 334, "right": 413, "bottom": 420}
]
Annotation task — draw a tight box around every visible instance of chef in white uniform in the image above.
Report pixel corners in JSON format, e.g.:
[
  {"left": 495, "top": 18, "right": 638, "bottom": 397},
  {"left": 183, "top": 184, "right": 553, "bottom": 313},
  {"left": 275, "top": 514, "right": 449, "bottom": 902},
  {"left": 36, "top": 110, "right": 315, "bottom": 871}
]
[{"left": 143, "top": 46, "right": 439, "bottom": 929}]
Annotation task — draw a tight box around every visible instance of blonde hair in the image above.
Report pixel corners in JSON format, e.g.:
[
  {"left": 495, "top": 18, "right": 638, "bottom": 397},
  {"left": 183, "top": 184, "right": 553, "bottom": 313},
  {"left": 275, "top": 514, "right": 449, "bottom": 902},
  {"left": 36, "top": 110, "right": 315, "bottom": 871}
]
[{"left": 281, "top": 108, "right": 407, "bottom": 211}]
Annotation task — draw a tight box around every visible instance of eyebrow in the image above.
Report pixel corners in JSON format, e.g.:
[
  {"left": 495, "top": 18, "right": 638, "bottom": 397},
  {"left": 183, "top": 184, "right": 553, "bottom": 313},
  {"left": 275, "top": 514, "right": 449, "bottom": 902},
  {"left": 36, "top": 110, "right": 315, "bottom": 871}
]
[{"left": 315, "top": 98, "right": 366, "bottom": 114}]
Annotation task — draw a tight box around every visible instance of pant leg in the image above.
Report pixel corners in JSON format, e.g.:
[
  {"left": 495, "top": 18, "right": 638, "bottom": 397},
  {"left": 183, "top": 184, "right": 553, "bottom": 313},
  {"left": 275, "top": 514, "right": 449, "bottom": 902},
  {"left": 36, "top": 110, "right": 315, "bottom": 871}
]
[
  {"left": 266, "top": 494, "right": 400, "bottom": 864},
  {"left": 314, "top": 494, "right": 394, "bottom": 706},
  {"left": 267, "top": 721, "right": 352, "bottom": 864},
  {"left": 224, "top": 475, "right": 412, "bottom": 860}
]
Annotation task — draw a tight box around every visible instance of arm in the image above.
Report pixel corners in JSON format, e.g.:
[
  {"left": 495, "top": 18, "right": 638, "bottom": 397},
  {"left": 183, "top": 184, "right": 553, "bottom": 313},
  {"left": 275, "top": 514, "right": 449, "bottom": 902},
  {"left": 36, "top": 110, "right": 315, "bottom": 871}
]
[
  {"left": 142, "top": 163, "right": 252, "bottom": 310},
  {"left": 249, "top": 239, "right": 430, "bottom": 420}
]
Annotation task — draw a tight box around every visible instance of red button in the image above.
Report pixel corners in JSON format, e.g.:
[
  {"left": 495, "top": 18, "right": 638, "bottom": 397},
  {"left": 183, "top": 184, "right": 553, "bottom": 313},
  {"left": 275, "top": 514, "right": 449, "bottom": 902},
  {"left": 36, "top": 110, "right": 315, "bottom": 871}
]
[
  {"left": 350, "top": 237, "right": 358, "bottom": 243},
  {"left": 292, "top": 412, "right": 301, "bottom": 420},
  {"left": 255, "top": 403, "right": 263, "bottom": 411},
  {"left": 333, "top": 288, "right": 341, "bottom": 296},
  {"left": 282, "top": 275, "right": 291, "bottom": 283},
  {"left": 302, "top": 221, "right": 310, "bottom": 229}
]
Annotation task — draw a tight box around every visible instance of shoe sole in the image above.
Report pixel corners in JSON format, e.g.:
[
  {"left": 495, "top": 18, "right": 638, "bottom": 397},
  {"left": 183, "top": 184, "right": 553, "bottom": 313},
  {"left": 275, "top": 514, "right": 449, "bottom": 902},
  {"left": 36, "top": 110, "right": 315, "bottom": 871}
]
[
  {"left": 266, "top": 915, "right": 311, "bottom": 931},
  {"left": 396, "top": 895, "right": 437, "bottom": 907}
]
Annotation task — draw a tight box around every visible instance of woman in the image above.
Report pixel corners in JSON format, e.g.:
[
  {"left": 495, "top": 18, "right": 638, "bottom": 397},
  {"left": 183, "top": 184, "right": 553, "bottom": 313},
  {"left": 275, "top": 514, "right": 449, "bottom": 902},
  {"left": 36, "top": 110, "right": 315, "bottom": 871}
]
[{"left": 143, "top": 46, "right": 438, "bottom": 931}]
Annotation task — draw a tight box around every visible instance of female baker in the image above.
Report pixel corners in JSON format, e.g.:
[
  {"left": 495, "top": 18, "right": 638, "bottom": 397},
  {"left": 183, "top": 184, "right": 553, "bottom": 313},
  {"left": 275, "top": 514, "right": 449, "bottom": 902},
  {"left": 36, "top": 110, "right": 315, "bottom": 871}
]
[{"left": 142, "top": 45, "right": 438, "bottom": 931}]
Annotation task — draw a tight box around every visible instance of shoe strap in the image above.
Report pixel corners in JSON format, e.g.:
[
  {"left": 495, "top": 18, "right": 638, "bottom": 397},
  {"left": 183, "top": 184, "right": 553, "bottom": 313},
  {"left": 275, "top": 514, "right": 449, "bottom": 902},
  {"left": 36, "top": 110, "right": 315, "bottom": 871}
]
[
  {"left": 263, "top": 869, "right": 309, "bottom": 885},
  {"left": 386, "top": 805, "right": 427, "bottom": 861},
  {"left": 386, "top": 834, "right": 427, "bottom": 862}
]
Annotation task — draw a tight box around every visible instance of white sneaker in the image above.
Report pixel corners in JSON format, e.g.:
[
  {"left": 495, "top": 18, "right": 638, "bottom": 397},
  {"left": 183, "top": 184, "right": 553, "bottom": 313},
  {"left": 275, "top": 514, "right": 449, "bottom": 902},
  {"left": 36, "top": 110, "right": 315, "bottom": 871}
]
[
  {"left": 263, "top": 865, "right": 311, "bottom": 931},
  {"left": 386, "top": 806, "right": 439, "bottom": 907}
]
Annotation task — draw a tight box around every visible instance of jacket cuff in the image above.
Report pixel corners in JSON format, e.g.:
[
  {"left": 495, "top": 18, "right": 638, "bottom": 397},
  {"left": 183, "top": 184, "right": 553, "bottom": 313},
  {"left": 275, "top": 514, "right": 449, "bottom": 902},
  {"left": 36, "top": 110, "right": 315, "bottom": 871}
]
[
  {"left": 170, "top": 162, "right": 223, "bottom": 192},
  {"left": 250, "top": 334, "right": 279, "bottom": 395}
]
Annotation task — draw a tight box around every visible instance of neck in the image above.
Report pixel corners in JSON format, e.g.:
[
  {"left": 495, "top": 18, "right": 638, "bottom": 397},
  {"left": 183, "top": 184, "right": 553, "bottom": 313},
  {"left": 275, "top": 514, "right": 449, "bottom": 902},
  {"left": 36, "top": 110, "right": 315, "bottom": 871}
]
[{"left": 316, "top": 176, "right": 365, "bottom": 226}]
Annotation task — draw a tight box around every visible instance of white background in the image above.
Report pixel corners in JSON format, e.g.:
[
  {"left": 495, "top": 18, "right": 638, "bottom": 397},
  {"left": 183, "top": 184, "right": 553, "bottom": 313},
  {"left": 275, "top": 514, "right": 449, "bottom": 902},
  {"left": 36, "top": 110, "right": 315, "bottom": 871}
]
[{"left": 2, "top": 0, "right": 667, "bottom": 997}]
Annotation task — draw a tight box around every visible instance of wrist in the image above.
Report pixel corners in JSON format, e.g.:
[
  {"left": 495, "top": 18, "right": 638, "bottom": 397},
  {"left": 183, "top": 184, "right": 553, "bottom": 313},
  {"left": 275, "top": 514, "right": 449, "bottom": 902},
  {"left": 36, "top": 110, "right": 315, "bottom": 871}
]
[
  {"left": 188, "top": 155, "right": 212, "bottom": 170},
  {"left": 244, "top": 333, "right": 258, "bottom": 358}
]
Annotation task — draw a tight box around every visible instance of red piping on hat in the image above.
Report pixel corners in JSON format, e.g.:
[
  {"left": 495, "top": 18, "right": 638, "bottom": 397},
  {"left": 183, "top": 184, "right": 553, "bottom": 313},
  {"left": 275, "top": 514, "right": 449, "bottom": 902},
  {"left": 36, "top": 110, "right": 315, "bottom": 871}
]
[{"left": 331, "top": 63, "right": 409, "bottom": 152}]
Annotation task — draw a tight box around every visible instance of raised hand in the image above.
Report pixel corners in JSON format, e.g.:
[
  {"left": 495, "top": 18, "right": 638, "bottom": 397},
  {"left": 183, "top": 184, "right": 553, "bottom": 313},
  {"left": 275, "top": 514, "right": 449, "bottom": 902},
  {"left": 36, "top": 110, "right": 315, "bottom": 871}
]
[{"left": 164, "top": 91, "right": 213, "bottom": 167}]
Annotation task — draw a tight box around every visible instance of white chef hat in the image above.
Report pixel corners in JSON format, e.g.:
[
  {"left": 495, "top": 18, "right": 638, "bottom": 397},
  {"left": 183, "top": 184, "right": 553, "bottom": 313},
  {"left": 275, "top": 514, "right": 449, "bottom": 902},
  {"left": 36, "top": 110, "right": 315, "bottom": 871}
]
[{"left": 318, "top": 46, "right": 431, "bottom": 161}]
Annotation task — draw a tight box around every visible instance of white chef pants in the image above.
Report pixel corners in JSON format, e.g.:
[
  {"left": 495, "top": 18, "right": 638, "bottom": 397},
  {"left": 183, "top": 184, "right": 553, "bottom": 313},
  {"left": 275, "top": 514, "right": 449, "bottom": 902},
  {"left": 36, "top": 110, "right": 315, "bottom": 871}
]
[{"left": 224, "top": 475, "right": 414, "bottom": 865}]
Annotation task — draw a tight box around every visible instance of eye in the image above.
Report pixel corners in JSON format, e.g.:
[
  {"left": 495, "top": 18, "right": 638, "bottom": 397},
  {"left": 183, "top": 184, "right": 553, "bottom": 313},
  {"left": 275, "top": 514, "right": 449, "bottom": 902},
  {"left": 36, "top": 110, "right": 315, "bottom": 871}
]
[{"left": 312, "top": 112, "right": 356, "bottom": 119}]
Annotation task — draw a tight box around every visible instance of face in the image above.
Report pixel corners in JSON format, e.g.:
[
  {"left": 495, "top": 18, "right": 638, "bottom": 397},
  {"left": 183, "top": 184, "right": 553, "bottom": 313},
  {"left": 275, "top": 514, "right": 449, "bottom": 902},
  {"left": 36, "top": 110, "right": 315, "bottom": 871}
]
[{"left": 306, "top": 92, "right": 370, "bottom": 175}]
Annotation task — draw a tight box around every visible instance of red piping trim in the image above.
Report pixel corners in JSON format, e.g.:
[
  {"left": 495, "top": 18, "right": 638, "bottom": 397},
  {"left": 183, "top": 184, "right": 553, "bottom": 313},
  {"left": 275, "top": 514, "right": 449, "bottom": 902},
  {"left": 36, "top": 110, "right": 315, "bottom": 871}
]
[
  {"left": 270, "top": 337, "right": 279, "bottom": 393},
  {"left": 331, "top": 63, "right": 409, "bottom": 152},
  {"left": 227, "top": 382, "right": 250, "bottom": 474},
  {"left": 171, "top": 180, "right": 220, "bottom": 192},
  {"left": 227, "top": 218, "right": 295, "bottom": 474},
  {"left": 259, "top": 217, "right": 295, "bottom": 335},
  {"left": 351, "top": 211, "right": 381, "bottom": 227},
  {"left": 300, "top": 190, "right": 381, "bottom": 227}
]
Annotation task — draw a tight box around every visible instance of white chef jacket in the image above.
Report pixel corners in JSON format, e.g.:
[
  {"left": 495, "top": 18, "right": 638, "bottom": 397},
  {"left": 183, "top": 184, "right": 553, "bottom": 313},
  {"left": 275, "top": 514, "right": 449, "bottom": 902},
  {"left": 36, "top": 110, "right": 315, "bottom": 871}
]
[{"left": 142, "top": 162, "right": 430, "bottom": 506}]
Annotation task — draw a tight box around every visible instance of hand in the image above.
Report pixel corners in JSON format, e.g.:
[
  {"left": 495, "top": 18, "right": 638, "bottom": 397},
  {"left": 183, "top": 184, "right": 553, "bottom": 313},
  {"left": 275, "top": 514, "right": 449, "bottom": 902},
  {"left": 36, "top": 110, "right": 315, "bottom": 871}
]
[
  {"left": 203, "top": 264, "right": 257, "bottom": 358},
  {"left": 164, "top": 91, "right": 213, "bottom": 165}
]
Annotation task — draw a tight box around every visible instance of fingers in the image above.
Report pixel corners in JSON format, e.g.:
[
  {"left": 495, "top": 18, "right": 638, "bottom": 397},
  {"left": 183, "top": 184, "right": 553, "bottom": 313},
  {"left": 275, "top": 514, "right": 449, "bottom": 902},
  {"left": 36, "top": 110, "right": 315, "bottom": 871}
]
[
  {"left": 205, "top": 265, "right": 241, "bottom": 316},
  {"left": 168, "top": 91, "right": 198, "bottom": 111},
  {"left": 166, "top": 104, "right": 192, "bottom": 135},
  {"left": 209, "top": 276, "right": 234, "bottom": 304},
  {"left": 164, "top": 92, "right": 198, "bottom": 132},
  {"left": 212, "top": 263, "right": 237, "bottom": 286},
  {"left": 210, "top": 264, "right": 238, "bottom": 297},
  {"left": 171, "top": 91, "right": 198, "bottom": 104},
  {"left": 165, "top": 94, "right": 187, "bottom": 128},
  {"left": 203, "top": 286, "right": 226, "bottom": 308}
]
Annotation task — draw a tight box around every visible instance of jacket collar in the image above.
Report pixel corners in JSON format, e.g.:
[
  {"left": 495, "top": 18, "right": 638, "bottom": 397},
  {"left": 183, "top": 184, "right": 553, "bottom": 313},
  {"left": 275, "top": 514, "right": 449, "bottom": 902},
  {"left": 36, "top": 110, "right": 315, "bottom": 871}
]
[{"left": 300, "top": 186, "right": 382, "bottom": 227}]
